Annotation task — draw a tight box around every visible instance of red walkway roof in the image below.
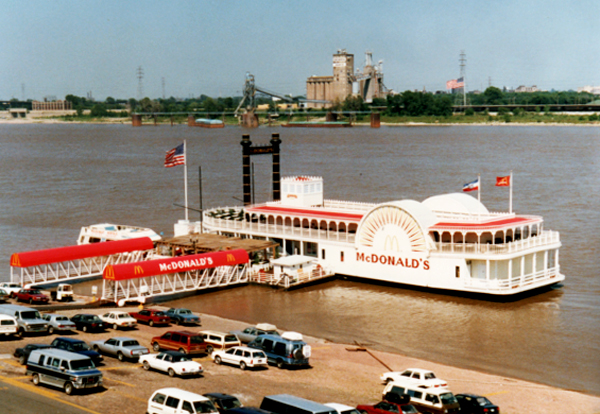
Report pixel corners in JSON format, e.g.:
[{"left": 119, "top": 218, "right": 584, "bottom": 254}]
[
  {"left": 430, "top": 216, "right": 541, "bottom": 231},
  {"left": 246, "top": 205, "right": 365, "bottom": 222},
  {"left": 103, "top": 249, "right": 249, "bottom": 281},
  {"left": 10, "top": 238, "right": 155, "bottom": 268}
]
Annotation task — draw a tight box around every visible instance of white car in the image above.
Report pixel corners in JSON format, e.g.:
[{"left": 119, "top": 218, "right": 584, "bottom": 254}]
[
  {"left": 140, "top": 351, "right": 203, "bottom": 377},
  {"left": 325, "top": 403, "right": 362, "bottom": 414},
  {"left": 211, "top": 345, "right": 268, "bottom": 370},
  {"left": 0, "top": 283, "right": 22, "bottom": 298},
  {"left": 380, "top": 368, "right": 448, "bottom": 388},
  {"left": 100, "top": 311, "right": 138, "bottom": 330}
]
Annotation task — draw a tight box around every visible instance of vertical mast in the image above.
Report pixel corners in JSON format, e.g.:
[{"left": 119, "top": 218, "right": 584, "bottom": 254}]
[
  {"left": 184, "top": 139, "right": 188, "bottom": 221},
  {"left": 509, "top": 170, "right": 513, "bottom": 214}
]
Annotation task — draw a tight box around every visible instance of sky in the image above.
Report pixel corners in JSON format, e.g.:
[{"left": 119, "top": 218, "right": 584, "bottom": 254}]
[{"left": 1, "top": 0, "right": 599, "bottom": 101}]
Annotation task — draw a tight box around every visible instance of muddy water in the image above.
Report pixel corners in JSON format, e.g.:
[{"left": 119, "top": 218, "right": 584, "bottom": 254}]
[{"left": 0, "top": 123, "right": 598, "bottom": 394}]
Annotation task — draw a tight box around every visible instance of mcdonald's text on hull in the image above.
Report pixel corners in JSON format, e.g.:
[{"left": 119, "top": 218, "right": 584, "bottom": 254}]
[{"left": 191, "top": 176, "right": 564, "bottom": 297}]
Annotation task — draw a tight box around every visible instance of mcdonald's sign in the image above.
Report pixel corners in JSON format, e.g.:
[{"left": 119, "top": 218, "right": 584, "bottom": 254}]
[
  {"left": 10, "top": 254, "right": 21, "bottom": 267},
  {"left": 134, "top": 265, "right": 144, "bottom": 275},
  {"left": 383, "top": 235, "right": 400, "bottom": 252},
  {"left": 104, "top": 266, "right": 115, "bottom": 280},
  {"left": 226, "top": 253, "right": 236, "bottom": 263}
]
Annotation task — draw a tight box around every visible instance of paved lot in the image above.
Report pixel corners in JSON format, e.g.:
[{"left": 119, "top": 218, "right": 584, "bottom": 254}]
[{"left": 0, "top": 306, "right": 599, "bottom": 414}]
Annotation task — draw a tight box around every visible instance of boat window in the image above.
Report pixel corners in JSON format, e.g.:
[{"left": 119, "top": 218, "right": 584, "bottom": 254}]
[
  {"left": 340, "top": 251, "right": 344, "bottom": 262},
  {"left": 455, "top": 266, "right": 460, "bottom": 278}
]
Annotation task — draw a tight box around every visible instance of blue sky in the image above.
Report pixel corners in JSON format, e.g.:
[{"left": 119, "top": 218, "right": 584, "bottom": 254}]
[{"left": 1, "top": 0, "right": 598, "bottom": 101}]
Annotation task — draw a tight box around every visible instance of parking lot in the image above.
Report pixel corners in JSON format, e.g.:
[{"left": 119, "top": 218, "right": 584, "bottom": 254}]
[{"left": 1, "top": 306, "right": 599, "bottom": 414}]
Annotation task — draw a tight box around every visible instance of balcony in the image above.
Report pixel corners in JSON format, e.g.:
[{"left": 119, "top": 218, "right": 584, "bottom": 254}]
[{"left": 435, "top": 230, "right": 560, "bottom": 256}]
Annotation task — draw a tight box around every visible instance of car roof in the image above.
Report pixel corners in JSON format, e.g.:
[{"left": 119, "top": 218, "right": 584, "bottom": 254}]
[
  {"left": 30, "top": 348, "right": 91, "bottom": 360},
  {"left": 203, "top": 392, "right": 239, "bottom": 400},
  {"left": 154, "top": 388, "right": 209, "bottom": 401},
  {"left": 54, "top": 337, "right": 86, "bottom": 343},
  {"left": 161, "top": 350, "right": 187, "bottom": 357},
  {"left": 325, "top": 403, "right": 356, "bottom": 411},
  {"left": 258, "top": 333, "right": 304, "bottom": 343},
  {"left": 164, "top": 330, "right": 199, "bottom": 336},
  {"left": 403, "top": 368, "right": 434, "bottom": 374},
  {"left": 106, "top": 337, "right": 138, "bottom": 341}
]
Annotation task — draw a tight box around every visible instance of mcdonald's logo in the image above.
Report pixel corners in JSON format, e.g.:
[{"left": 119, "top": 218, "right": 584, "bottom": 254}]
[
  {"left": 384, "top": 235, "right": 400, "bottom": 252},
  {"left": 104, "top": 266, "right": 115, "bottom": 280},
  {"left": 10, "top": 254, "right": 21, "bottom": 267},
  {"left": 134, "top": 265, "right": 144, "bottom": 275},
  {"left": 226, "top": 254, "right": 236, "bottom": 263}
]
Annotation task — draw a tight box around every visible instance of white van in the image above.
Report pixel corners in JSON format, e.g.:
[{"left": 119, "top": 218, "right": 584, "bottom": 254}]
[
  {"left": 0, "top": 314, "right": 18, "bottom": 336},
  {"left": 383, "top": 381, "right": 460, "bottom": 414},
  {"left": 148, "top": 388, "right": 219, "bottom": 414}
]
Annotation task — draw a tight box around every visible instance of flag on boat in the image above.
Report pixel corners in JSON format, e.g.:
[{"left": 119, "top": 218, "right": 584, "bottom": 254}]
[
  {"left": 462, "top": 178, "right": 479, "bottom": 192},
  {"left": 164, "top": 143, "right": 185, "bottom": 168},
  {"left": 446, "top": 77, "right": 465, "bottom": 90},
  {"left": 496, "top": 175, "right": 511, "bottom": 186}
]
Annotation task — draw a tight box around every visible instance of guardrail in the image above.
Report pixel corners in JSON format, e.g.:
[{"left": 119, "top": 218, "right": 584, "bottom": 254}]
[{"left": 436, "top": 231, "right": 560, "bottom": 255}]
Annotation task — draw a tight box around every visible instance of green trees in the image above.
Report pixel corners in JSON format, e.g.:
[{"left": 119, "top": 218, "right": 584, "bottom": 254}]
[
  {"left": 483, "top": 87, "right": 504, "bottom": 105},
  {"left": 385, "top": 91, "right": 452, "bottom": 116}
]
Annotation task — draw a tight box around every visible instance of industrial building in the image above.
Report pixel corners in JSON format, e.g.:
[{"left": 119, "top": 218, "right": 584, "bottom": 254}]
[{"left": 306, "top": 49, "right": 388, "bottom": 108}]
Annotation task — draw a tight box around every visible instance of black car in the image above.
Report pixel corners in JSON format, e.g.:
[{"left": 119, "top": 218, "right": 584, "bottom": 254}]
[
  {"left": 455, "top": 394, "right": 499, "bottom": 414},
  {"left": 225, "top": 408, "right": 271, "bottom": 414},
  {"left": 13, "top": 343, "right": 52, "bottom": 365},
  {"left": 203, "top": 393, "right": 243, "bottom": 414},
  {"left": 50, "top": 337, "right": 103, "bottom": 364},
  {"left": 70, "top": 314, "right": 105, "bottom": 332}
]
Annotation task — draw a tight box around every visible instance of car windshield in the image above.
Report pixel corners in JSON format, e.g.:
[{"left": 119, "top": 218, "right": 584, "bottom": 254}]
[
  {"left": 224, "top": 335, "right": 238, "bottom": 342},
  {"left": 401, "top": 405, "right": 419, "bottom": 414},
  {"left": 87, "top": 316, "right": 102, "bottom": 322},
  {"left": 171, "top": 354, "right": 190, "bottom": 362},
  {"left": 21, "top": 311, "right": 42, "bottom": 319},
  {"left": 189, "top": 336, "right": 204, "bottom": 344},
  {"left": 118, "top": 314, "right": 131, "bottom": 319},
  {"left": 154, "top": 311, "right": 166, "bottom": 316},
  {"left": 193, "top": 401, "right": 217, "bottom": 413},
  {"left": 71, "top": 342, "right": 91, "bottom": 351},
  {"left": 56, "top": 316, "right": 69, "bottom": 321},
  {"left": 252, "top": 351, "right": 266, "bottom": 358},
  {"left": 70, "top": 359, "right": 96, "bottom": 371},
  {"left": 123, "top": 340, "right": 140, "bottom": 347},
  {"left": 179, "top": 309, "right": 192, "bottom": 315},
  {"left": 424, "top": 372, "right": 436, "bottom": 379},
  {"left": 266, "top": 330, "right": 279, "bottom": 335},
  {"left": 219, "top": 398, "right": 241, "bottom": 410},
  {"left": 476, "top": 397, "right": 492, "bottom": 406},
  {"left": 29, "top": 290, "right": 42, "bottom": 294},
  {"left": 440, "top": 393, "right": 458, "bottom": 405}
]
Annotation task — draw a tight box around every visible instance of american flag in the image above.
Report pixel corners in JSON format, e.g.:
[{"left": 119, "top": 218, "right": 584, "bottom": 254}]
[
  {"left": 446, "top": 77, "right": 465, "bottom": 90},
  {"left": 164, "top": 143, "right": 185, "bottom": 168}
]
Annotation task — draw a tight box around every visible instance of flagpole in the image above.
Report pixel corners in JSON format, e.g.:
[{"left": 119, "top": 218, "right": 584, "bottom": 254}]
[
  {"left": 509, "top": 170, "right": 513, "bottom": 214},
  {"left": 478, "top": 174, "right": 481, "bottom": 221},
  {"left": 184, "top": 139, "right": 189, "bottom": 221}
]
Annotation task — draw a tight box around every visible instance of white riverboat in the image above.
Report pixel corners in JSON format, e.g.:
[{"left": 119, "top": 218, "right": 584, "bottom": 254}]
[
  {"left": 77, "top": 223, "right": 161, "bottom": 244},
  {"left": 189, "top": 176, "right": 564, "bottom": 296}
]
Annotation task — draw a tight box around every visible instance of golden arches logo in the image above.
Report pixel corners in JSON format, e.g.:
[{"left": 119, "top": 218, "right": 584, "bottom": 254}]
[
  {"left": 134, "top": 265, "right": 144, "bottom": 275},
  {"left": 10, "top": 254, "right": 21, "bottom": 267},
  {"left": 104, "top": 266, "right": 115, "bottom": 280},
  {"left": 226, "top": 254, "right": 236, "bottom": 263},
  {"left": 383, "top": 235, "right": 400, "bottom": 252}
]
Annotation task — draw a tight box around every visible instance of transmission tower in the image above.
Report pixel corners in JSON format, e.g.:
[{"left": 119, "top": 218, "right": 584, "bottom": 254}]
[
  {"left": 136, "top": 66, "right": 144, "bottom": 100},
  {"left": 455, "top": 51, "right": 469, "bottom": 106}
]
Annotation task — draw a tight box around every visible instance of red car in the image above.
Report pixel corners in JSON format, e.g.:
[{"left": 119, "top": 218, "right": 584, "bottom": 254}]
[
  {"left": 129, "top": 309, "right": 171, "bottom": 327},
  {"left": 357, "top": 399, "right": 419, "bottom": 414},
  {"left": 15, "top": 289, "right": 50, "bottom": 304}
]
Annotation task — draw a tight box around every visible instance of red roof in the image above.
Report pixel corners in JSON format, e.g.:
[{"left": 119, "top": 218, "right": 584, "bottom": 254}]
[
  {"left": 430, "top": 216, "right": 541, "bottom": 231},
  {"left": 103, "top": 249, "right": 249, "bottom": 281},
  {"left": 246, "top": 205, "right": 364, "bottom": 222},
  {"left": 10, "top": 238, "right": 155, "bottom": 268}
]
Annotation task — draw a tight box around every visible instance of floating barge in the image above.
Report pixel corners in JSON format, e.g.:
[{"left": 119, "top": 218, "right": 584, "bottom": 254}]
[{"left": 188, "top": 117, "right": 225, "bottom": 128}]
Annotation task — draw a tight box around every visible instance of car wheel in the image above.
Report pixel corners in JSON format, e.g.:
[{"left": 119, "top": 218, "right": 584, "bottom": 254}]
[
  {"left": 276, "top": 359, "right": 284, "bottom": 369},
  {"left": 214, "top": 356, "right": 221, "bottom": 365},
  {"left": 16, "top": 328, "right": 24, "bottom": 338},
  {"left": 178, "top": 348, "right": 187, "bottom": 355},
  {"left": 240, "top": 361, "right": 247, "bottom": 370},
  {"left": 143, "top": 361, "right": 150, "bottom": 370},
  {"left": 168, "top": 368, "right": 175, "bottom": 377},
  {"left": 149, "top": 320, "right": 154, "bottom": 327},
  {"left": 19, "top": 355, "right": 26, "bottom": 365},
  {"left": 206, "top": 346, "right": 213, "bottom": 355},
  {"left": 117, "top": 352, "right": 124, "bottom": 362},
  {"left": 48, "top": 326, "right": 54, "bottom": 334},
  {"left": 361, "top": 411, "right": 369, "bottom": 414},
  {"left": 32, "top": 373, "right": 40, "bottom": 385},
  {"left": 93, "top": 345, "right": 100, "bottom": 352},
  {"left": 113, "top": 323, "right": 118, "bottom": 330},
  {"left": 64, "top": 381, "right": 73, "bottom": 395},
  {"left": 153, "top": 342, "right": 160, "bottom": 352},
  {"left": 82, "top": 325, "right": 88, "bottom": 332}
]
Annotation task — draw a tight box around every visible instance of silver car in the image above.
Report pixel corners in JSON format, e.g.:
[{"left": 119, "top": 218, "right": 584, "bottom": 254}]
[
  {"left": 42, "top": 313, "right": 77, "bottom": 334},
  {"left": 91, "top": 337, "right": 149, "bottom": 361}
]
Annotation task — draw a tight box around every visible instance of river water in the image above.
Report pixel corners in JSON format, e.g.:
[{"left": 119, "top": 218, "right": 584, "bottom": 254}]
[{"left": 0, "top": 123, "right": 598, "bottom": 394}]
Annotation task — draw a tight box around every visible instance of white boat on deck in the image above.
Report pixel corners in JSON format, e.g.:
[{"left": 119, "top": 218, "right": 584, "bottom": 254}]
[
  {"left": 77, "top": 223, "right": 161, "bottom": 244},
  {"left": 183, "top": 176, "right": 564, "bottom": 297}
]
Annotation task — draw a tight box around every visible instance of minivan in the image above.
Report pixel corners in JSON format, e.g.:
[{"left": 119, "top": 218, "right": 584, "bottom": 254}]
[
  {"left": 248, "top": 332, "right": 311, "bottom": 369},
  {"left": 26, "top": 348, "right": 103, "bottom": 395},
  {"left": 260, "top": 394, "right": 337, "bottom": 414},
  {"left": 151, "top": 330, "right": 208, "bottom": 355},
  {"left": 200, "top": 330, "right": 242, "bottom": 354},
  {"left": 0, "top": 314, "right": 18, "bottom": 337},
  {"left": 148, "top": 387, "right": 219, "bottom": 414},
  {"left": 0, "top": 304, "right": 49, "bottom": 336},
  {"left": 383, "top": 381, "right": 460, "bottom": 414}
]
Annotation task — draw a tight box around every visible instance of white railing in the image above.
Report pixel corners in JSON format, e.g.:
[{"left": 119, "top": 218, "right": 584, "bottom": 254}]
[
  {"left": 249, "top": 265, "right": 334, "bottom": 289},
  {"left": 464, "top": 267, "right": 562, "bottom": 292},
  {"left": 436, "top": 230, "right": 560, "bottom": 256}
]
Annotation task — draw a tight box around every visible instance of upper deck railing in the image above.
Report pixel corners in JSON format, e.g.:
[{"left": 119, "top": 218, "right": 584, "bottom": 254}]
[{"left": 435, "top": 230, "right": 560, "bottom": 255}]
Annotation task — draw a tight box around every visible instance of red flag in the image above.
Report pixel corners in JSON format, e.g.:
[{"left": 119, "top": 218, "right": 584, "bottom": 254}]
[{"left": 496, "top": 176, "right": 510, "bottom": 187}]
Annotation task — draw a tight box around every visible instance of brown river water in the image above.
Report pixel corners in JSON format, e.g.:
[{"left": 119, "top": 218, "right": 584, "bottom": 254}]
[{"left": 0, "top": 123, "right": 598, "bottom": 394}]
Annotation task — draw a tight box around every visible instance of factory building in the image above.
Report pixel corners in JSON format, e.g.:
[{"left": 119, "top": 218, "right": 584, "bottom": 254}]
[{"left": 306, "top": 49, "right": 387, "bottom": 108}]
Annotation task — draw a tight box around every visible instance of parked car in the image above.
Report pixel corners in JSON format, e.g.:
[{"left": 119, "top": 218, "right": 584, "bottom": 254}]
[
  {"left": 15, "top": 288, "right": 50, "bottom": 304},
  {"left": 129, "top": 308, "right": 171, "bottom": 326},
  {"left": 225, "top": 408, "right": 270, "bottom": 414},
  {"left": 14, "top": 343, "right": 53, "bottom": 365},
  {"left": 260, "top": 394, "right": 337, "bottom": 414},
  {"left": 211, "top": 345, "right": 268, "bottom": 370},
  {"left": 383, "top": 382, "right": 460, "bottom": 414},
  {"left": 200, "top": 330, "right": 241, "bottom": 354},
  {"left": 148, "top": 388, "right": 218, "bottom": 414},
  {"left": 49, "top": 283, "right": 74, "bottom": 302},
  {"left": 203, "top": 393, "right": 242, "bottom": 413},
  {"left": 380, "top": 368, "right": 448, "bottom": 388},
  {"left": 357, "top": 398, "right": 419, "bottom": 414},
  {"left": 100, "top": 311, "right": 138, "bottom": 330},
  {"left": 248, "top": 332, "right": 311, "bottom": 369},
  {"left": 325, "top": 403, "right": 362, "bottom": 414},
  {"left": 42, "top": 313, "right": 77, "bottom": 334},
  {"left": 230, "top": 323, "right": 279, "bottom": 343},
  {"left": 140, "top": 351, "right": 203, "bottom": 377},
  {"left": 455, "top": 394, "right": 499, "bottom": 414},
  {"left": 151, "top": 330, "right": 208, "bottom": 355},
  {"left": 50, "top": 337, "right": 103, "bottom": 364},
  {"left": 91, "top": 337, "right": 149, "bottom": 361},
  {"left": 0, "top": 304, "right": 49, "bottom": 337},
  {"left": 0, "top": 283, "right": 22, "bottom": 298},
  {"left": 0, "top": 314, "right": 18, "bottom": 337},
  {"left": 70, "top": 314, "right": 105, "bottom": 332},
  {"left": 165, "top": 308, "right": 201, "bottom": 325},
  {"left": 0, "top": 288, "right": 10, "bottom": 303}
]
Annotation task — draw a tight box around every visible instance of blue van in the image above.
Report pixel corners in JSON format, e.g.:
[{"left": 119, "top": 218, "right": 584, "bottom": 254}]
[{"left": 248, "top": 332, "right": 311, "bottom": 369}]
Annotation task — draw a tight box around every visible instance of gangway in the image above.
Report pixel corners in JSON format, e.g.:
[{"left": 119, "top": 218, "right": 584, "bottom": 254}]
[
  {"left": 101, "top": 249, "right": 250, "bottom": 306},
  {"left": 10, "top": 238, "right": 155, "bottom": 287}
]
